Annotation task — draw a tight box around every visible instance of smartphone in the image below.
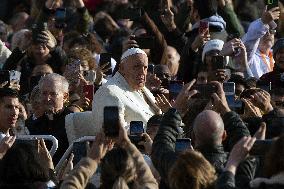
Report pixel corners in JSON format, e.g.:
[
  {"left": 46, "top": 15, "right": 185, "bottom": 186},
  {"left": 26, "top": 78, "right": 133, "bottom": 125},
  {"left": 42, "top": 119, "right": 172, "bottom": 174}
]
[
  {"left": 83, "top": 70, "right": 96, "bottom": 83},
  {"left": 199, "top": 20, "right": 209, "bottom": 34},
  {"left": 147, "top": 64, "right": 155, "bottom": 74},
  {"left": 134, "top": 36, "right": 155, "bottom": 49},
  {"left": 121, "top": 7, "right": 142, "bottom": 20},
  {"left": 130, "top": 121, "right": 144, "bottom": 135},
  {"left": 223, "top": 82, "right": 235, "bottom": 95},
  {"left": 83, "top": 84, "right": 94, "bottom": 102},
  {"left": 103, "top": 106, "right": 120, "bottom": 137},
  {"left": 67, "top": 59, "right": 81, "bottom": 74},
  {"left": 250, "top": 139, "right": 274, "bottom": 156},
  {"left": 160, "top": 79, "right": 169, "bottom": 89},
  {"left": 226, "top": 95, "right": 244, "bottom": 114},
  {"left": 100, "top": 53, "right": 112, "bottom": 76},
  {"left": 30, "top": 75, "right": 42, "bottom": 91},
  {"left": 73, "top": 142, "right": 88, "bottom": 165},
  {"left": 9, "top": 70, "right": 21, "bottom": 86},
  {"left": 256, "top": 81, "right": 271, "bottom": 92},
  {"left": 265, "top": 0, "right": 279, "bottom": 10},
  {"left": 192, "top": 84, "right": 218, "bottom": 99},
  {"left": 0, "top": 70, "right": 11, "bottom": 87},
  {"left": 55, "top": 8, "right": 66, "bottom": 28},
  {"left": 175, "top": 138, "right": 191, "bottom": 153},
  {"left": 15, "top": 139, "right": 39, "bottom": 152},
  {"left": 169, "top": 80, "right": 183, "bottom": 101},
  {"left": 211, "top": 56, "right": 225, "bottom": 70}
]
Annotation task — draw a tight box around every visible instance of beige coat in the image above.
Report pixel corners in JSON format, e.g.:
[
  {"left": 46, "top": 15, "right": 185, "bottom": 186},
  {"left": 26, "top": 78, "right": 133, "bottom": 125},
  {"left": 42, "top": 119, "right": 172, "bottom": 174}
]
[{"left": 60, "top": 142, "right": 159, "bottom": 189}]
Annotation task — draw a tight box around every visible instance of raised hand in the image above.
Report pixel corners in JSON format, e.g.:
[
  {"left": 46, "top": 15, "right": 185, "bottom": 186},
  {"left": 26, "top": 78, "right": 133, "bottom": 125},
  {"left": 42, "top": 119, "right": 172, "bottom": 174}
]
[{"left": 261, "top": 6, "right": 280, "bottom": 24}]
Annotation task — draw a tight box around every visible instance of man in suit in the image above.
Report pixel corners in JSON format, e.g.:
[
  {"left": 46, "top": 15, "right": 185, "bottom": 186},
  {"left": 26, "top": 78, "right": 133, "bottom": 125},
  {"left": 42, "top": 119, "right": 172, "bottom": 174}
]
[{"left": 92, "top": 48, "right": 161, "bottom": 132}]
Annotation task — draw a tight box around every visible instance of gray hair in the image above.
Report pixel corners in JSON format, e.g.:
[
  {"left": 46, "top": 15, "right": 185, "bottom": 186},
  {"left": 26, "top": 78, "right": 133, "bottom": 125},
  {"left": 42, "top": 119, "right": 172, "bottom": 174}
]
[{"left": 38, "top": 73, "right": 69, "bottom": 93}]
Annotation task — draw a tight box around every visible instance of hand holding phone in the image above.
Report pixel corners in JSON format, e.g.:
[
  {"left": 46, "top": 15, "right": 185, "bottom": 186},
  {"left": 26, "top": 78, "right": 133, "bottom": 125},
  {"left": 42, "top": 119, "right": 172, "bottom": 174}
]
[{"left": 265, "top": 0, "right": 279, "bottom": 10}]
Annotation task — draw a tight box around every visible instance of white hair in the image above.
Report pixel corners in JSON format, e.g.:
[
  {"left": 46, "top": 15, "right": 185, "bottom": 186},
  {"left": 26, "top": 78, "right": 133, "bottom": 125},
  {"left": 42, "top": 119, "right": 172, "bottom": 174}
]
[
  {"left": 11, "top": 29, "right": 30, "bottom": 51},
  {"left": 38, "top": 73, "right": 69, "bottom": 93}
]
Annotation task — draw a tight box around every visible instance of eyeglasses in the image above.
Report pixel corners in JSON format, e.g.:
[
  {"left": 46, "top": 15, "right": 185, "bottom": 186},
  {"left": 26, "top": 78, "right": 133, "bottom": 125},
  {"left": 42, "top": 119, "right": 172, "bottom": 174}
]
[{"left": 41, "top": 91, "right": 60, "bottom": 98}]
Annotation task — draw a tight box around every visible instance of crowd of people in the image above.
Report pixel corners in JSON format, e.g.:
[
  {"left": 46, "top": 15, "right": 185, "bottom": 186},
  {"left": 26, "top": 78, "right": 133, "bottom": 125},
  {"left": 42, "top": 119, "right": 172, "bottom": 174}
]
[{"left": 0, "top": 0, "right": 284, "bottom": 188}]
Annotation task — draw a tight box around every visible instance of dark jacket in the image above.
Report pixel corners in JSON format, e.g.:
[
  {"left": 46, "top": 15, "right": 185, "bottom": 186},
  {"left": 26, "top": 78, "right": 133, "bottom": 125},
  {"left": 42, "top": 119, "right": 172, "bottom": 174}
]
[
  {"left": 216, "top": 169, "right": 284, "bottom": 189},
  {"left": 28, "top": 108, "right": 73, "bottom": 164},
  {"left": 152, "top": 109, "right": 250, "bottom": 188},
  {"left": 259, "top": 65, "right": 284, "bottom": 89}
]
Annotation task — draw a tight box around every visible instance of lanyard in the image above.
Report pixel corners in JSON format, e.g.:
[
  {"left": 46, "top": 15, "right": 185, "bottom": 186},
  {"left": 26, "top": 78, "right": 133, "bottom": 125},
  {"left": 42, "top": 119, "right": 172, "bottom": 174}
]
[{"left": 260, "top": 51, "right": 274, "bottom": 72}]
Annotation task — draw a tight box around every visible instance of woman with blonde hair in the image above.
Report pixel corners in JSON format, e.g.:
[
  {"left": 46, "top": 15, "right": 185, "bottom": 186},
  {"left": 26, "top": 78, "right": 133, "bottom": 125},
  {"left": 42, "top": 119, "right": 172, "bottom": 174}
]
[{"left": 168, "top": 151, "right": 217, "bottom": 189}]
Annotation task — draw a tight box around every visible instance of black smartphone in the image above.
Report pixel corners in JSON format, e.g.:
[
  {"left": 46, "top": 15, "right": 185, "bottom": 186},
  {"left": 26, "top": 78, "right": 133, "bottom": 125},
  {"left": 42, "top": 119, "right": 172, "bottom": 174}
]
[
  {"left": 226, "top": 95, "right": 244, "bottom": 114},
  {"left": 175, "top": 138, "right": 191, "bottom": 153},
  {"left": 147, "top": 64, "right": 155, "bottom": 74},
  {"left": 130, "top": 121, "right": 144, "bottom": 135},
  {"left": 73, "top": 142, "right": 88, "bottom": 165},
  {"left": 211, "top": 55, "right": 225, "bottom": 70},
  {"left": 169, "top": 80, "right": 183, "bottom": 101},
  {"left": 223, "top": 82, "right": 235, "bottom": 95},
  {"left": 192, "top": 84, "right": 218, "bottom": 99},
  {"left": 103, "top": 106, "right": 120, "bottom": 137},
  {"left": 0, "top": 70, "right": 11, "bottom": 87},
  {"left": 30, "top": 75, "right": 42, "bottom": 91},
  {"left": 265, "top": 0, "right": 279, "bottom": 10},
  {"left": 9, "top": 70, "right": 21, "bottom": 86},
  {"left": 256, "top": 81, "right": 271, "bottom": 92},
  {"left": 121, "top": 7, "right": 142, "bottom": 20},
  {"left": 100, "top": 53, "right": 112, "bottom": 76},
  {"left": 55, "top": 8, "right": 66, "bottom": 28},
  {"left": 134, "top": 36, "right": 155, "bottom": 49},
  {"left": 250, "top": 139, "right": 274, "bottom": 156}
]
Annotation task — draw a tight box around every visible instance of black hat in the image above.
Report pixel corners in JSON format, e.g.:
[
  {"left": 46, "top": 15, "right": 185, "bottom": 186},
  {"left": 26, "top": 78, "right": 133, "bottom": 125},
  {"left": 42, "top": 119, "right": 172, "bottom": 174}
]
[{"left": 273, "top": 38, "right": 284, "bottom": 58}]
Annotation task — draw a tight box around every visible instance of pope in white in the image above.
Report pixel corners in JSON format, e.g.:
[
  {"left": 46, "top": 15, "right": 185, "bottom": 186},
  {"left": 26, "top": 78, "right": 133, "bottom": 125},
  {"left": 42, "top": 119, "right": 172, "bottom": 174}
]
[{"left": 92, "top": 48, "right": 161, "bottom": 131}]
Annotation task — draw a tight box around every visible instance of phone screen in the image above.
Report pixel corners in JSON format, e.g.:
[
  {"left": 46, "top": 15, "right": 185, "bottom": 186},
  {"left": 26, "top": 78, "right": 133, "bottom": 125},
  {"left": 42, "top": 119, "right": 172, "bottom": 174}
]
[
  {"left": 192, "top": 84, "right": 217, "bottom": 99},
  {"left": 55, "top": 8, "right": 66, "bottom": 22},
  {"left": 9, "top": 70, "right": 21, "bottom": 86},
  {"left": 134, "top": 36, "right": 155, "bottom": 49},
  {"left": 73, "top": 142, "right": 87, "bottom": 165},
  {"left": 199, "top": 21, "right": 209, "bottom": 34},
  {"left": 103, "top": 106, "right": 119, "bottom": 137},
  {"left": 147, "top": 64, "right": 155, "bottom": 74},
  {"left": 121, "top": 7, "right": 142, "bottom": 20},
  {"left": 226, "top": 95, "right": 244, "bottom": 114},
  {"left": 30, "top": 75, "right": 42, "bottom": 91},
  {"left": 175, "top": 138, "right": 191, "bottom": 152},
  {"left": 100, "top": 53, "right": 112, "bottom": 76},
  {"left": 130, "top": 121, "right": 144, "bottom": 135},
  {"left": 211, "top": 56, "right": 225, "bottom": 70},
  {"left": 169, "top": 80, "right": 183, "bottom": 101},
  {"left": 223, "top": 82, "right": 235, "bottom": 95},
  {"left": 83, "top": 84, "right": 94, "bottom": 102},
  {"left": 256, "top": 81, "right": 271, "bottom": 92}
]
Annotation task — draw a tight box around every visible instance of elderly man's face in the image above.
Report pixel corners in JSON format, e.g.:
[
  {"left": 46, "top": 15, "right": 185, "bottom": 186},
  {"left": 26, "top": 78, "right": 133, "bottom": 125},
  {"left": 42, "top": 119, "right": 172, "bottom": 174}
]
[
  {"left": 41, "top": 80, "right": 67, "bottom": 113},
  {"left": 120, "top": 54, "right": 148, "bottom": 91}
]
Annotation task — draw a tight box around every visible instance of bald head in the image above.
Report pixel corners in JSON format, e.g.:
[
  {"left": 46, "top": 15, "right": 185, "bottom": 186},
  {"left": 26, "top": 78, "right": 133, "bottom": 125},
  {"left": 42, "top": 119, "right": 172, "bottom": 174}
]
[{"left": 193, "top": 110, "right": 225, "bottom": 147}]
